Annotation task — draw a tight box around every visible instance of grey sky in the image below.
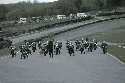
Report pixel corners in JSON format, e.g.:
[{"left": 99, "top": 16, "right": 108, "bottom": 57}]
[{"left": 0, "top": 0, "right": 58, "bottom": 4}]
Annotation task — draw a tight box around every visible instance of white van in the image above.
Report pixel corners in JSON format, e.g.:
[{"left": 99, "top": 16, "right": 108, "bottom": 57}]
[
  {"left": 77, "top": 13, "right": 87, "bottom": 18},
  {"left": 18, "top": 18, "right": 27, "bottom": 24},
  {"left": 57, "top": 15, "right": 66, "bottom": 19}
]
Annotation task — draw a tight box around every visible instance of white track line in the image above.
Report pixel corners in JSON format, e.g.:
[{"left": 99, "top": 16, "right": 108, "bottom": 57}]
[{"left": 107, "top": 53, "right": 125, "bottom": 65}]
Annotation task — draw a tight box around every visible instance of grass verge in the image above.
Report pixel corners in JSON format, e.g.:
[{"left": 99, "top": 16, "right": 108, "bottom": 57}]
[
  {"left": 84, "top": 26, "right": 125, "bottom": 63},
  {"left": 0, "top": 48, "right": 10, "bottom": 57},
  {"left": 108, "top": 46, "right": 125, "bottom": 63}
]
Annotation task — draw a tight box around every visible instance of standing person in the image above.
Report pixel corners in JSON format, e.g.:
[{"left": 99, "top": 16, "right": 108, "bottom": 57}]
[
  {"left": 58, "top": 42, "right": 62, "bottom": 51},
  {"left": 92, "top": 38, "right": 98, "bottom": 50},
  {"left": 20, "top": 45, "right": 26, "bottom": 59},
  {"left": 67, "top": 42, "right": 75, "bottom": 56},
  {"left": 84, "top": 41, "right": 88, "bottom": 49},
  {"left": 79, "top": 43, "right": 85, "bottom": 54},
  {"left": 20, "top": 49, "right": 27, "bottom": 59},
  {"left": 66, "top": 40, "right": 70, "bottom": 49},
  {"left": 25, "top": 46, "right": 31, "bottom": 57},
  {"left": 40, "top": 43, "right": 48, "bottom": 56},
  {"left": 47, "top": 40, "right": 54, "bottom": 58},
  {"left": 32, "top": 42, "right": 36, "bottom": 52},
  {"left": 101, "top": 41, "right": 108, "bottom": 54},
  {"left": 85, "top": 37, "right": 89, "bottom": 42},
  {"left": 88, "top": 42, "right": 94, "bottom": 52},
  {"left": 10, "top": 45, "right": 16, "bottom": 58},
  {"left": 55, "top": 42, "right": 60, "bottom": 55},
  {"left": 38, "top": 41, "right": 42, "bottom": 49},
  {"left": 54, "top": 41, "right": 62, "bottom": 55},
  {"left": 71, "top": 44, "right": 75, "bottom": 56},
  {"left": 93, "top": 42, "right": 98, "bottom": 50},
  {"left": 75, "top": 40, "right": 81, "bottom": 51}
]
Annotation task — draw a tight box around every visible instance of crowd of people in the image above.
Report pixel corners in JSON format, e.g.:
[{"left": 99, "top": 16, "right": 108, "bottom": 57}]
[{"left": 9, "top": 38, "right": 108, "bottom": 59}]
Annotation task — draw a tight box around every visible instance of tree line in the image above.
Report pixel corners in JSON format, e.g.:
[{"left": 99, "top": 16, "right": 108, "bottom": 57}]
[{"left": 0, "top": 0, "right": 125, "bottom": 21}]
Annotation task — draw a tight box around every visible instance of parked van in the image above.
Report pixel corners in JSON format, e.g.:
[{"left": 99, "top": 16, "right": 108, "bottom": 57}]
[
  {"left": 57, "top": 15, "right": 66, "bottom": 19},
  {"left": 18, "top": 18, "right": 27, "bottom": 24},
  {"left": 77, "top": 13, "right": 87, "bottom": 18}
]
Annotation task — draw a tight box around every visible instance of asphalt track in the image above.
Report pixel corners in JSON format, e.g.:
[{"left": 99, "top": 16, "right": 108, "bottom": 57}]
[{"left": 0, "top": 18, "right": 125, "bottom": 83}]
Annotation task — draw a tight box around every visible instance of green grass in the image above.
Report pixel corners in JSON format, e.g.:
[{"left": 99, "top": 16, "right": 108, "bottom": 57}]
[
  {"left": 87, "top": 30, "right": 125, "bottom": 43},
  {"left": 108, "top": 46, "right": 125, "bottom": 63},
  {"left": 2, "top": 19, "right": 71, "bottom": 33},
  {"left": 84, "top": 26, "right": 125, "bottom": 63},
  {"left": 0, "top": 48, "right": 10, "bottom": 57}
]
